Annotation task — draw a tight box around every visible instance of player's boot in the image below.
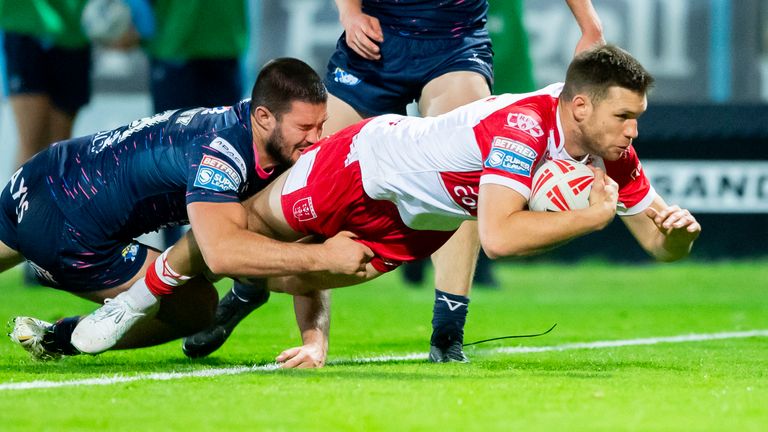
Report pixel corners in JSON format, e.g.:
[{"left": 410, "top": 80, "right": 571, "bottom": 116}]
[
  {"left": 428, "top": 340, "right": 469, "bottom": 363},
  {"left": 182, "top": 284, "right": 270, "bottom": 358},
  {"left": 8, "top": 317, "right": 62, "bottom": 361},
  {"left": 70, "top": 291, "right": 151, "bottom": 354}
]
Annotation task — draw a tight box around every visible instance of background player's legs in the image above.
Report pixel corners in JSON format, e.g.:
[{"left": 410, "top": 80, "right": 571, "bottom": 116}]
[
  {"left": 322, "top": 94, "right": 365, "bottom": 136},
  {"left": 419, "top": 71, "right": 491, "bottom": 299},
  {"left": 9, "top": 94, "right": 55, "bottom": 166},
  {"left": 418, "top": 71, "right": 491, "bottom": 361},
  {"left": 47, "top": 104, "right": 77, "bottom": 148},
  {"left": 0, "top": 240, "right": 24, "bottom": 272}
]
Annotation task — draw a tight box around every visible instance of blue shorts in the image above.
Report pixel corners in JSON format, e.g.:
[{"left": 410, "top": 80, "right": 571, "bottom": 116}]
[
  {"left": 0, "top": 151, "right": 149, "bottom": 292},
  {"left": 2, "top": 33, "right": 92, "bottom": 115},
  {"left": 150, "top": 57, "right": 243, "bottom": 112},
  {"left": 324, "top": 29, "right": 493, "bottom": 117}
]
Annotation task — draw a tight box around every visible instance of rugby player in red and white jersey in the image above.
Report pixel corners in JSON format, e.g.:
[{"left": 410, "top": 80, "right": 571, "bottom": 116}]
[
  {"left": 73, "top": 45, "right": 700, "bottom": 367},
  {"left": 181, "top": 0, "right": 607, "bottom": 364},
  {"left": 250, "top": 44, "right": 699, "bottom": 366}
]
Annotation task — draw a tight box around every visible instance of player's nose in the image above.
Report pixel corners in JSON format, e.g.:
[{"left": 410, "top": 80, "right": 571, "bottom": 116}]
[
  {"left": 624, "top": 119, "right": 639, "bottom": 139},
  {"left": 306, "top": 127, "right": 322, "bottom": 144}
]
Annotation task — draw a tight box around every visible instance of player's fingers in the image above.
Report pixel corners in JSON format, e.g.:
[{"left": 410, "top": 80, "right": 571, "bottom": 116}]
[
  {"left": 347, "top": 34, "right": 375, "bottom": 60},
  {"left": 364, "top": 16, "right": 384, "bottom": 41},
  {"left": 360, "top": 23, "right": 383, "bottom": 45},
  {"left": 672, "top": 211, "right": 697, "bottom": 229},
  {"left": 687, "top": 219, "right": 702, "bottom": 233},
  {"left": 645, "top": 207, "right": 659, "bottom": 220},
  {"left": 360, "top": 244, "right": 374, "bottom": 259},
  {"left": 656, "top": 205, "right": 682, "bottom": 227},
  {"left": 335, "top": 230, "right": 358, "bottom": 239},
  {"left": 355, "top": 33, "right": 381, "bottom": 59},
  {"left": 590, "top": 168, "right": 606, "bottom": 188},
  {"left": 276, "top": 347, "right": 300, "bottom": 363},
  {"left": 279, "top": 351, "right": 307, "bottom": 369},
  {"left": 294, "top": 359, "right": 317, "bottom": 369},
  {"left": 662, "top": 212, "right": 684, "bottom": 229}
]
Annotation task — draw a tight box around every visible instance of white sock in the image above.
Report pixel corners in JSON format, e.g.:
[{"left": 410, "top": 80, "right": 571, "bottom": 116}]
[{"left": 123, "top": 277, "right": 160, "bottom": 312}]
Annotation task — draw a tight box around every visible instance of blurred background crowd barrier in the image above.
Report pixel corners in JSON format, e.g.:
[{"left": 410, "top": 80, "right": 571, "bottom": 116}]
[{"left": 1, "top": 0, "right": 766, "bottom": 260}]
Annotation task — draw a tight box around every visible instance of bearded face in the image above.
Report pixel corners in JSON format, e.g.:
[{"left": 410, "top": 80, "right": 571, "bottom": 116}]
[{"left": 261, "top": 101, "right": 327, "bottom": 169}]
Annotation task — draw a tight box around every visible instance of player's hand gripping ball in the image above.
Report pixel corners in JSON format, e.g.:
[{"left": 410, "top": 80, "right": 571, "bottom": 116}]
[{"left": 529, "top": 160, "right": 594, "bottom": 212}]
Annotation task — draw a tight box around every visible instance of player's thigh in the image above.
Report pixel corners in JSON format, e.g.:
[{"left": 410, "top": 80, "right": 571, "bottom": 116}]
[
  {"left": 324, "top": 93, "right": 365, "bottom": 136},
  {"left": 0, "top": 240, "right": 23, "bottom": 272},
  {"left": 73, "top": 246, "right": 161, "bottom": 303},
  {"left": 47, "top": 105, "right": 76, "bottom": 144},
  {"left": 0, "top": 182, "right": 23, "bottom": 271},
  {"left": 8, "top": 95, "right": 53, "bottom": 161},
  {"left": 419, "top": 71, "right": 491, "bottom": 117},
  {"left": 243, "top": 170, "right": 303, "bottom": 241}
]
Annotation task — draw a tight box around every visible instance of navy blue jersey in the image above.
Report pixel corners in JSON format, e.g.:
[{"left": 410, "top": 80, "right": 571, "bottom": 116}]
[
  {"left": 42, "top": 100, "right": 280, "bottom": 241},
  {"left": 362, "top": 0, "right": 488, "bottom": 38}
]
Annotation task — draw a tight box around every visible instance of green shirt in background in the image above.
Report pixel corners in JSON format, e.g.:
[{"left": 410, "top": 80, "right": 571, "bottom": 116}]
[
  {"left": 0, "top": 0, "right": 89, "bottom": 48},
  {"left": 145, "top": 0, "right": 247, "bottom": 61},
  {"left": 488, "top": 0, "right": 535, "bottom": 94}
]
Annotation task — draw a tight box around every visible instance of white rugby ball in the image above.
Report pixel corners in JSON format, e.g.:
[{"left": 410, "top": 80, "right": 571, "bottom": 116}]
[
  {"left": 529, "top": 160, "right": 594, "bottom": 212},
  {"left": 81, "top": 0, "right": 133, "bottom": 44}
]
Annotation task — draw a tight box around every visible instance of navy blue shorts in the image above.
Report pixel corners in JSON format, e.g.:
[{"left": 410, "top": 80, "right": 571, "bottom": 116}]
[
  {"left": 0, "top": 151, "right": 149, "bottom": 292},
  {"left": 150, "top": 57, "right": 243, "bottom": 112},
  {"left": 324, "top": 29, "right": 494, "bottom": 117},
  {"left": 2, "top": 32, "right": 92, "bottom": 115}
]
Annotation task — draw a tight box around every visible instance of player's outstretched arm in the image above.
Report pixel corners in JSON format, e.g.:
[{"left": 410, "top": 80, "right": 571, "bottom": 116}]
[
  {"left": 270, "top": 264, "right": 383, "bottom": 368},
  {"left": 276, "top": 290, "right": 331, "bottom": 369},
  {"left": 565, "top": 0, "right": 605, "bottom": 54},
  {"left": 187, "top": 201, "right": 372, "bottom": 278},
  {"left": 477, "top": 169, "right": 618, "bottom": 258},
  {"left": 621, "top": 196, "right": 702, "bottom": 262},
  {"left": 334, "top": 0, "right": 383, "bottom": 60}
]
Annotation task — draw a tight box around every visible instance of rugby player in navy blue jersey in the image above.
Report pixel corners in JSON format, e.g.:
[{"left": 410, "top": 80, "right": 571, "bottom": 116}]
[
  {"left": 185, "top": 0, "right": 606, "bottom": 363},
  {"left": 3, "top": 58, "right": 373, "bottom": 360}
]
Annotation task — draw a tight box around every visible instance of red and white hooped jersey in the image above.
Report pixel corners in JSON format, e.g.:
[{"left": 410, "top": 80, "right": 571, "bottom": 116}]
[{"left": 345, "top": 83, "right": 655, "bottom": 231}]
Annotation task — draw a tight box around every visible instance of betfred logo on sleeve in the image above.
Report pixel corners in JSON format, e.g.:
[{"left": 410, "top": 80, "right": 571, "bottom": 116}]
[
  {"left": 483, "top": 137, "right": 538, "bottom": 177},
  {"left": 194, "top": 155, "right": 242, "bottom": 192}
]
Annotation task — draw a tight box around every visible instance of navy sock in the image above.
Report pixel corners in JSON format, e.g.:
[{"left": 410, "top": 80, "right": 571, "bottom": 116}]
[
  {"left": 42, "top": 316, "right": 81, "bottom": 356},
  {"left": 232, "top": 278, "right": 270, "bottom": 306},
  {"left": 430, "top": 289, "right": 470, "bottom": 348}
]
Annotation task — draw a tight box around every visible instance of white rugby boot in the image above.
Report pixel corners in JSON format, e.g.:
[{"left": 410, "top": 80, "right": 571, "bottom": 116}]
[
  {"left": 71, "top": 291, "right": 152, "bottom": 354},
  {"left": 8, "top": 317, "right": 62, "bottom": 361}
]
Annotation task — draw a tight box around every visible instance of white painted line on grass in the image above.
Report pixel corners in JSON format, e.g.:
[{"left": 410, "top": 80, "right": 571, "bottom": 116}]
[
  {"left": 0, "top": 364, "right": 280, "bottom": 391},
  {"left": 2, "top": 329, "right": 766, "bottom": 391}
]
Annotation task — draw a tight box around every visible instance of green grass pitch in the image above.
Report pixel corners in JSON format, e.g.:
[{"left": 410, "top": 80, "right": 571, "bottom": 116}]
[{"left": 1, "top": 260, "right": 766, "bottom": 431}]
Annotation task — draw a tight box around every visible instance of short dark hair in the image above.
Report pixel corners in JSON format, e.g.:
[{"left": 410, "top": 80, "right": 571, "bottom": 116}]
[
  {"left": 561, "top": 44, "right": 654, "bottom": 104},
  {"left": 250, "top": 57, "right": 327, "bottom": 118}
]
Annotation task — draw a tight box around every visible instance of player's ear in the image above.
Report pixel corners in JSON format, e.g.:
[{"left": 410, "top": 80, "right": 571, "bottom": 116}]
[
  {"left": 252, "top": 106, "right": 276, "bottom": 131},
  {"left": 572, "top": 94, "right": 591, "bottom": 122}
]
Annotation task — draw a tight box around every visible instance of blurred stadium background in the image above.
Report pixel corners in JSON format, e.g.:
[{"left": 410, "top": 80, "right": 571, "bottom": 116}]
[{"left": 1, "top": 0, "right": 767, "bottom": 260}]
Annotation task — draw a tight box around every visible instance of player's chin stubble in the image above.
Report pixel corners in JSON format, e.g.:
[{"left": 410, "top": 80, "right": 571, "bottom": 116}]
[{"left": 265, "top": 126, "right": 295, "bottom": 168}]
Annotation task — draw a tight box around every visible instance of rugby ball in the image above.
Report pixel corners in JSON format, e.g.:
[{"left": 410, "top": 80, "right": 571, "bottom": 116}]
[
  {"left": 81, "top": 0, "right": 133, "bottom": 44},
  {"left": 529, "top": 160, "right": 594, "bottom": 212}
]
